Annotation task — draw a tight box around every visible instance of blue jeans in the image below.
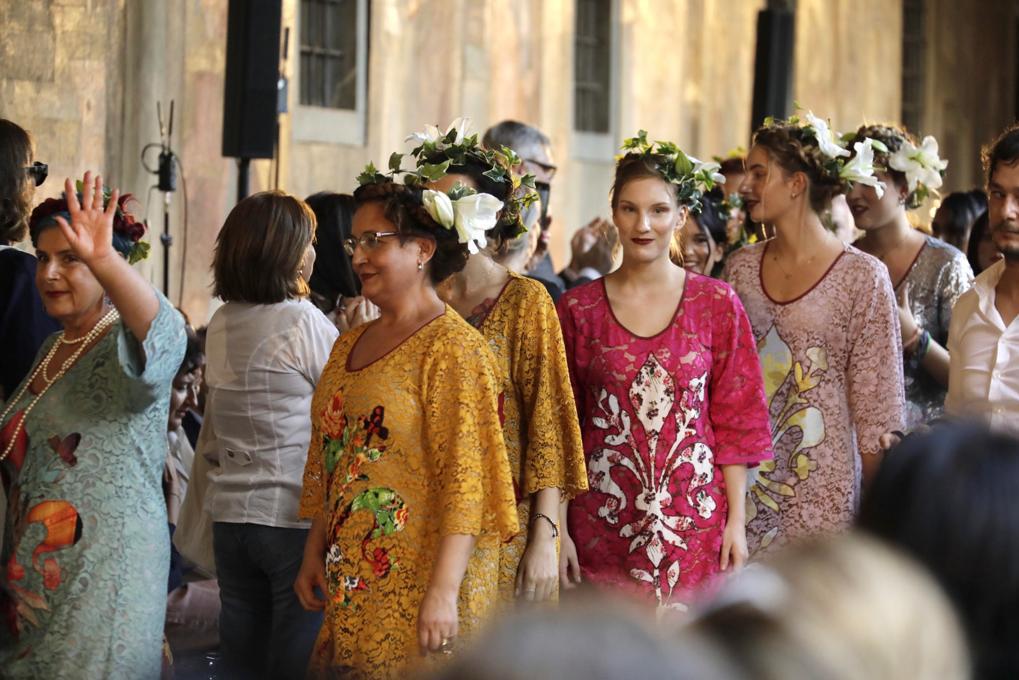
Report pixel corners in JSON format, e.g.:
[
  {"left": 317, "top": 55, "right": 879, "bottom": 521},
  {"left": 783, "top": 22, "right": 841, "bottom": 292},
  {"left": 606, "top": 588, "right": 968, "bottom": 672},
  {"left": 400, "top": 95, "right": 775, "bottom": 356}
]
[{"left": 213, "top": 522, "right": 323, "bottom": 679}]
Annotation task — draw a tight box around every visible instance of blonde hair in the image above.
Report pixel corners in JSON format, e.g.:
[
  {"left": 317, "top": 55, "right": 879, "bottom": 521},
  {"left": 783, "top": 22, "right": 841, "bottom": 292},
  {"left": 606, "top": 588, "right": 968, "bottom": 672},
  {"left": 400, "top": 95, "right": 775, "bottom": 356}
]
[{"left": 692, "top": 533, "right": 971, "bottom": 680}]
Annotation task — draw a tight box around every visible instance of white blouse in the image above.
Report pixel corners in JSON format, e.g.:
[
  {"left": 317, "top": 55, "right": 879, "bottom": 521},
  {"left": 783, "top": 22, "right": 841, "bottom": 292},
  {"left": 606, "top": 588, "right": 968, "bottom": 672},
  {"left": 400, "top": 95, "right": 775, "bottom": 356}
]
[
  {"left": 947, "top": 259, "right": 1019, "bottom": 433},
  {"left": 201, "top": 298, "right": 338, "bottom": 528}
]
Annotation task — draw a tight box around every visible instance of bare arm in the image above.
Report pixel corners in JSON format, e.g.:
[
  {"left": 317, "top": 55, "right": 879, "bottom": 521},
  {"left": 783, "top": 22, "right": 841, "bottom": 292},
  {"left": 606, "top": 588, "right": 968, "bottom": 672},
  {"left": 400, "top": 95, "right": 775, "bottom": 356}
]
[
  {"left": 294, "top": 517, "right": 328, "bottom": 611},
  {"left": 515, "top": 487, "right": 561, "bottom": 601},
  {"left": 418, "top": 534, "right": 476, "bottom": 653},
  {"left": 558, "top": 498, "right": 581, "bottom": 588},
  {"left": 720, "top": 464, "right": 748, "bottom": 570}
]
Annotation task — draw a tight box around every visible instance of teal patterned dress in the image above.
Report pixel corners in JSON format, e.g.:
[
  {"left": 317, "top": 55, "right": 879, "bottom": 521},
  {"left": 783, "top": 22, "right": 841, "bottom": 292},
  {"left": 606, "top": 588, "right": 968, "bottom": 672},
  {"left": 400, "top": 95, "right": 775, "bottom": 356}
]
[{"left": 0, "top": 291, "right": 185, "bottom": 679}]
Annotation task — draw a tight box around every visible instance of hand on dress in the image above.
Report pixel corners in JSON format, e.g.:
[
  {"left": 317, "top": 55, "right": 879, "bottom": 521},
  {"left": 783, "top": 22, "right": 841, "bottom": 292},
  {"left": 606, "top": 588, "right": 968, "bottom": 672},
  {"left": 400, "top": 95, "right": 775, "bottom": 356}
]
[
  {"left": 515, "top": 521, "right": 558, "bottom": 601},
  {"left": 54, "top": 171, "right": 119, "bottom": 267},
  {"left": 896, "top": 285, "right": 920, "bottom": 346},
  {"left": 720, "top": 517, "right": 748, "bottom": 571},
  {"left": 558, "top": 529, "right": 582, "bottom": 589},
  {"left": 335, "top": 296, "right": 380, "bottom": 333},
  {"left": 418, "top": 585, "right": 458, "bottom": 654},
  {"left": 293, "top": 554, "right": 328, "bottom": 611}
]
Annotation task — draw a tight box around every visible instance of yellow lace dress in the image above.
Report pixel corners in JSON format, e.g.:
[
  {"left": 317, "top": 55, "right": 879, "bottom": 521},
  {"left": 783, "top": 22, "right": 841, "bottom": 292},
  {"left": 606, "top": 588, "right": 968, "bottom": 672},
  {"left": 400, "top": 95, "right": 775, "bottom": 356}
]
[
  {"left": 299, "top": 307, "right": 519, "bottom": 678},
  {"left": 464, "top": 272, "right": 588, "bottom": 601}
]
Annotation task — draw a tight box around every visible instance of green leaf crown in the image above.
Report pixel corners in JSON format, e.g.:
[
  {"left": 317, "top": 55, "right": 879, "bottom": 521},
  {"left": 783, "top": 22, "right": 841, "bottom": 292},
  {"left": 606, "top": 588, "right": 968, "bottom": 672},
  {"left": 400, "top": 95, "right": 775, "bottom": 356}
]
[
  {"left": 618, "top": 130, "right": 725, "bottom": 214},
  {"left": 356, "top": 119, "right": 538, "bottom": 240}
]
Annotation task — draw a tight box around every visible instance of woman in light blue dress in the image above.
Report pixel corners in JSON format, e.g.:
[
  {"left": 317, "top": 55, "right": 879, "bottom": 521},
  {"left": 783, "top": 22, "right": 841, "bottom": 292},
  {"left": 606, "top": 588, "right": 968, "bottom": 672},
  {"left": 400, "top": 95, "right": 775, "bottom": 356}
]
[{"left": 0, "top": 172, "right": 184, "bottom": 678}]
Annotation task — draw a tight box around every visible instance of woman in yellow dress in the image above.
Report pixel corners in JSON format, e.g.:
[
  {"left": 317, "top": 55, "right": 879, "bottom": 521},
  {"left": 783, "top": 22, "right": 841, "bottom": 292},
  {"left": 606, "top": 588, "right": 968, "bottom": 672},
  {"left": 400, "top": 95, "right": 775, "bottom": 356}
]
[
  {"left": 294, "top": 159, "right": 518, "bottom": 678},
  {"left": 407, "top": 118, "right": 587, "bottom": 602}
]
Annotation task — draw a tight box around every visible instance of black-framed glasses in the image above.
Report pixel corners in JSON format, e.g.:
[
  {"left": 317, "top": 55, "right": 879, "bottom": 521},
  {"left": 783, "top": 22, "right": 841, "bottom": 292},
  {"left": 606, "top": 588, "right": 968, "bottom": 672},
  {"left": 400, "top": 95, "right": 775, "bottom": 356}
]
[
  {"left": 521, "top": 157, "right": 557, "bottom": 181},
  {"left": 25, "top": 162, "right": 48, "bottom": 187},
  {"left": 343, "top": 231, "right": 400, "bottom": 257}
]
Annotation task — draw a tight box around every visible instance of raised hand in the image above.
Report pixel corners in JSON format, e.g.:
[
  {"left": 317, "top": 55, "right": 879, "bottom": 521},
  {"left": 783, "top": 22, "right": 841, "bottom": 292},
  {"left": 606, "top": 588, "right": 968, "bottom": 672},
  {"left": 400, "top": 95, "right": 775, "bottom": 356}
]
[{"left": 53, "top": 171, "right": 119, "bottom": 266}]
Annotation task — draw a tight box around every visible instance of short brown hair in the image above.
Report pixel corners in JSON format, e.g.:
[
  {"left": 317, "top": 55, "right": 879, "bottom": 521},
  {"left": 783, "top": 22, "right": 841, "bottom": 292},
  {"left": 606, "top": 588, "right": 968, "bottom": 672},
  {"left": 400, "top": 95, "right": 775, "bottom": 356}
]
[
  {"left": 0, "top": 119, "right": 34, "bottom": 244},
  {"left": 982, "top": 122, "right": 1019, "bottom": 187},
  {"left": 213, "top": 191, "right": 317, "bottom": 303}
]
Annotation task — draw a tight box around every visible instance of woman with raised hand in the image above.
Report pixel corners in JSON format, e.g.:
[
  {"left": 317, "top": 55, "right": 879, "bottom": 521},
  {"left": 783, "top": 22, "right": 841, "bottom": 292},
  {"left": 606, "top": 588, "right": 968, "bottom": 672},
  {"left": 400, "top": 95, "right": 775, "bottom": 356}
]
[
  {"left": 723, "top": 112, "right": 905, "bottom": 557},
  {"left": 846, "top": 124, "right": 973, "bottom": 428},
  {"left": 408, "top": 118, "right": 586, "bottom": 604},
  {"left": 0, "top": 171, "right": 185, "bottom": 677},
  {"left": 557, "top": 132, "right": 773, "bottom": 614},
  {"left": 294, "top": 150, "right": 518, "bottom": 678}
]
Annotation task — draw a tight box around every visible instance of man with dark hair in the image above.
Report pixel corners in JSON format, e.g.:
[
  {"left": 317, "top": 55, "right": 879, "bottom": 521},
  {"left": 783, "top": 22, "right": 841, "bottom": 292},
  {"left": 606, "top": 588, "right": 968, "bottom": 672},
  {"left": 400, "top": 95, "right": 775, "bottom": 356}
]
[{"left": 946, "top": 123, "right": 1019, "bottom": 430}]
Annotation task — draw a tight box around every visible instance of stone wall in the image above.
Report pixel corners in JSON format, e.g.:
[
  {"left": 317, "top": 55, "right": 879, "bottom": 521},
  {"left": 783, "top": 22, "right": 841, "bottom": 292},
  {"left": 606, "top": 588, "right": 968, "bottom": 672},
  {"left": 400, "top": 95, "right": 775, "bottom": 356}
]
[{"left": 2, "top": 0, "right": 1016, "bottom": 322}]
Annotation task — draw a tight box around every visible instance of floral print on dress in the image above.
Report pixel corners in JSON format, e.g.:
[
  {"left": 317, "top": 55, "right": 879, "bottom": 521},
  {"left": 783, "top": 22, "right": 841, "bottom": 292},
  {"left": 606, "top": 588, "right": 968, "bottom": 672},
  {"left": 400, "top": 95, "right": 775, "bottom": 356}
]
[{"left": 558, "top": 274, "right": 773, "bottom": 612}]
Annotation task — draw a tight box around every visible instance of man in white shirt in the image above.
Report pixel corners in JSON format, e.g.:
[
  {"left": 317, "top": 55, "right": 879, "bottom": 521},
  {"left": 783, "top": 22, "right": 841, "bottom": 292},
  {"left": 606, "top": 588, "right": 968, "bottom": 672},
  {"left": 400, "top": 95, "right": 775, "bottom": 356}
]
[{"left": 947, "top": 123, "right": 1019, "bottom": 431}]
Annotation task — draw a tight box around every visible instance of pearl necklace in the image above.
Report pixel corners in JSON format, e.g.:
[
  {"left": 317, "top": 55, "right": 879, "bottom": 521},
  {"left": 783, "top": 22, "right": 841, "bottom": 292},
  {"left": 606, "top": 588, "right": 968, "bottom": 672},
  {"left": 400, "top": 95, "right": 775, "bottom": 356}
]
[{"left": 0, "top": 308, "right": 120, "bottom": 462}]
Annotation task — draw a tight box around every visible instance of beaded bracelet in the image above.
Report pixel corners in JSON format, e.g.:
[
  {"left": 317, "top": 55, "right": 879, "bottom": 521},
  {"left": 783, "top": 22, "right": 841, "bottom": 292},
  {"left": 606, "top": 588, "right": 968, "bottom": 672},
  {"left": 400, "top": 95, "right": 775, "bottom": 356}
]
[
  {"left": 915, "top": 329, "right": 932, "bottom": 360},
  {"left": 530, "top": 512, "right": 559, "bottom": 539}
]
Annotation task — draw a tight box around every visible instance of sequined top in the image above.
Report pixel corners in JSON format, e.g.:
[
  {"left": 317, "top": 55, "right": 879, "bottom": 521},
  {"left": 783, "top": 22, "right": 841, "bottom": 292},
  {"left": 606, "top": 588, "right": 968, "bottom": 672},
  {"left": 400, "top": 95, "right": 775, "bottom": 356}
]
[{"left": 894, "top": 236, "right": 974, "bottom": 428}]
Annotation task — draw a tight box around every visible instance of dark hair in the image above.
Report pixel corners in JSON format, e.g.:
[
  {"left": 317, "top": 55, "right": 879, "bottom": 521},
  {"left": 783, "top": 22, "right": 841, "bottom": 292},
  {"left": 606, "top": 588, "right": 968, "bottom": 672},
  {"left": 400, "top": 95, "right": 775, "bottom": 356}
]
[
  {"left": 752, "top": 123, "right": 845, "bottom": 213},
  {"left": 305, "top": 192, "right": 359, "bottom": 305},
  {"left": 610, "top": 154, "right": 680, "bottom": 210},
  {"left": 694, "top": 189, "right": 728, "bottom": 244},
  {"left": 858, "top": 421, "right": 1019, "bottom": 679},
  {"left": 0, "top": 119, "right": 34, "bottom": 244},
  {"left": 212, "top": 191, "right": 317, "bottom": 304},
  {"left": 982, "top": 122, "right": 1019, "bottom": 186},
  {"left": 936, "top": 190, "right": 986, "bottom": 243},
  {"left": 177, "top": 323, "right": 205, "bottom": 377},
  {"left": 482, "top": 120, "right": 550, "bottom": 160},
  {"left": 352, "top": 182, "right": 469, "bottom": 284},
  {"left": 718, "top": 157, "right": 745, "bottom": 178},
  {"left": 966, "top": 210, "right": 992, "bottom": 274}
]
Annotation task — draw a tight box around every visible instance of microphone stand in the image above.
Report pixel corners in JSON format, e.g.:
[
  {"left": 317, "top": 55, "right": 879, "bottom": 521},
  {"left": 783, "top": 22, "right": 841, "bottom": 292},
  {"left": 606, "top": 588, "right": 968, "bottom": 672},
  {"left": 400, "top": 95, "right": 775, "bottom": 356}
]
[{"left": 157, "top": 101, "right": 177, "bottom": 297}]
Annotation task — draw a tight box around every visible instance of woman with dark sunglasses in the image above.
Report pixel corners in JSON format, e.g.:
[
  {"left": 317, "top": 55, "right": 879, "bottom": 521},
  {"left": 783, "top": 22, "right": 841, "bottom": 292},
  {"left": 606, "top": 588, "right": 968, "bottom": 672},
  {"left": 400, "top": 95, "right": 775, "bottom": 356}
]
[{"left": 0, "top": 119, "right": 59, "bottom": 401}]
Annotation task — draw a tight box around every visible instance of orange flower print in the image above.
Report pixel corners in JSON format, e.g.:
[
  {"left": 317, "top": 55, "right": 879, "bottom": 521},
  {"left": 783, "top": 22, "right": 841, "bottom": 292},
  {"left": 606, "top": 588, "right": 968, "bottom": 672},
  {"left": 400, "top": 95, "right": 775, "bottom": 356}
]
[
  {"left": 321, "top": 393, "right": 347, "bottom": 440},
  {"left": 6, "top": 557, "right": 24, "bottom": 582},
  {"left": 394, "top": 506, "right": 409, "bottom": 529},
  {"left": 42, "top": 558, "right": 61, "bottom": 590}
]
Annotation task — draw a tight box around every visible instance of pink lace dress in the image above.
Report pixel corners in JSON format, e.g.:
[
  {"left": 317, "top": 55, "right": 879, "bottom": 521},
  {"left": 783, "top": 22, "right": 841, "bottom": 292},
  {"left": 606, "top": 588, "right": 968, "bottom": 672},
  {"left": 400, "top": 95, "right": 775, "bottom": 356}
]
[
  {"left": 724, "top": 242, "right": 906, "bottom": 556},
  {"left": 557, "top": 274, "right": 773, "bottom": 612}
]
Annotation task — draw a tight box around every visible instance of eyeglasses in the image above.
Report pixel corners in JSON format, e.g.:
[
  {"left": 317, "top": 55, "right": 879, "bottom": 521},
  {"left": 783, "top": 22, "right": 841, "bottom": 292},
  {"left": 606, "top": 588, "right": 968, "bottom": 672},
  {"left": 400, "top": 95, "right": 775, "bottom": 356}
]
[
  {"left": 521, "top": 157, "right": 557, "bottom": 181},
  {"left": 25, "top": 162, "right": 48, "bottom": 187},
  {"left": 343, "top": 231, "right": 400, "bottom": 256}
]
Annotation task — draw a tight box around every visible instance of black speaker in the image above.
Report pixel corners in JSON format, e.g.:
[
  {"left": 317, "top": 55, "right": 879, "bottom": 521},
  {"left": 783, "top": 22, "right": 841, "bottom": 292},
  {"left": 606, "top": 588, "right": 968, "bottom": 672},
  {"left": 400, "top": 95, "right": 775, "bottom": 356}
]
[
  {"left": 222, "top": 0, "right": 282, "bottom": 159},
  {"left": 750, "top": 8, "right": 795, "bottom": 133}
]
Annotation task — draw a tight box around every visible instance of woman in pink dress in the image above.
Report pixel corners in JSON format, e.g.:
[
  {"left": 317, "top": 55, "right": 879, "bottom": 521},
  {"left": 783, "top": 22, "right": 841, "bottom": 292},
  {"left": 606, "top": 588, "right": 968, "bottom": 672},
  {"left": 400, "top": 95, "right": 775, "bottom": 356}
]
[
  {"left": 723, "top": 114, "right": 906, "bottom": 557},
  {"left": 557, "top": 133, "right": 773, "bottom": 613}
]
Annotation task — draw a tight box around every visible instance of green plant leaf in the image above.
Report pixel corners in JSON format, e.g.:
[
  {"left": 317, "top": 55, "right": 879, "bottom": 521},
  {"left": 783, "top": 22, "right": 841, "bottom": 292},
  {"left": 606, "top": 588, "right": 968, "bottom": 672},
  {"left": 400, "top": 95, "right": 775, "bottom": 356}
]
[
  {"left": 388, "top": 152, "right": 404, "bottom": 172},
  {"left": 419, "top": 159, "right": 451, "bottom": 181},
  {"left": 673, "top": 150, "right": 694, "bottom": 176}
]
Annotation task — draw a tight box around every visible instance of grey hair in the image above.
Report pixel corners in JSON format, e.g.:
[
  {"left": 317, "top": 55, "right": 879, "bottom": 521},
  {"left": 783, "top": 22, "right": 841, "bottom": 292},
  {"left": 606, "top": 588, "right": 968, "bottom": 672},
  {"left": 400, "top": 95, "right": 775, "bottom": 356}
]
[{"left": 483, "top": 120, "right": 550, "bottom": 159}]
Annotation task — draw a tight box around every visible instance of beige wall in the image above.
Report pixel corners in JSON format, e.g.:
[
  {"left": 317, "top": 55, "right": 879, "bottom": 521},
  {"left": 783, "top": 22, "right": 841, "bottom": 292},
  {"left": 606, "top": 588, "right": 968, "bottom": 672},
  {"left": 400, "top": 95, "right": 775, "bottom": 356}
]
[{"left": 3, "top": 0, "right": 1016, "bottom": 323}]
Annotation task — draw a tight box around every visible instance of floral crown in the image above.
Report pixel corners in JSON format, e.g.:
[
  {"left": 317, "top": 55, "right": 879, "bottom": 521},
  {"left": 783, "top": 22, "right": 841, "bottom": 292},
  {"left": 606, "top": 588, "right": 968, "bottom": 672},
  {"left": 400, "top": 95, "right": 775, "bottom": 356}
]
[
  {"left": 849, "top": 125, "right": 947, "bottom": 208},
  {"left": 29, "top": 182, "right": 149, "bottom": 263},
  {"left": 617, "top": 130, "right": 725, "bottom": 213},
  {"left": 761, "top": 109, "right": 888, "bottom": 199},
  {"left": 356, "top": 117, "right": 537, "bottom": 254}
]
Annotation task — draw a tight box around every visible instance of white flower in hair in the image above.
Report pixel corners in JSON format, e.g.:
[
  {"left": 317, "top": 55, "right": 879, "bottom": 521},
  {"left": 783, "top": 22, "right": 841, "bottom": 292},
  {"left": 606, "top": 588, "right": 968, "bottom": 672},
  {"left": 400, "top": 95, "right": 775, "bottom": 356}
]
[
  {"left": 453, "top": 193, "right": 503, "bottom": 254},
  {"left": 888, "top": 135, "right": 947, "bottom": 193},
  {"left": 405, "top": 117, "right": 472, "bottom": 147},
  {"left": 840, "top": 139, "right": 887, "bottom": 198},
  {"left": 804, "top": 111, "right": 850, "bottom": 159},
  {"left": 689, "top": 156, "right": 727, "bottom": 186},
  {"left": 422, "top": 190, "right": 455, "bottom": 228}
]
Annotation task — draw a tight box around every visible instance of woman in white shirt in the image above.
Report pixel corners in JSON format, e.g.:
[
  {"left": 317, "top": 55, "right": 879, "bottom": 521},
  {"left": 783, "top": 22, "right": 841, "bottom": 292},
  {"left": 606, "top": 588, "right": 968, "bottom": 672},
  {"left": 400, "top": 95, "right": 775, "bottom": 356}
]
[{"left": 202, "top": 191, "right": 338, "bottom": 679}]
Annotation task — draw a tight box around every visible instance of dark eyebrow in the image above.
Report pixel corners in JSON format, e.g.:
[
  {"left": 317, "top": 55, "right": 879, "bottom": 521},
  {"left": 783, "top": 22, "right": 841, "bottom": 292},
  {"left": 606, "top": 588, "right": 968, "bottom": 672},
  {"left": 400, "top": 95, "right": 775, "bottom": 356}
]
[{"left": 747, "top": 162, "right": 767, "bottom": 171}]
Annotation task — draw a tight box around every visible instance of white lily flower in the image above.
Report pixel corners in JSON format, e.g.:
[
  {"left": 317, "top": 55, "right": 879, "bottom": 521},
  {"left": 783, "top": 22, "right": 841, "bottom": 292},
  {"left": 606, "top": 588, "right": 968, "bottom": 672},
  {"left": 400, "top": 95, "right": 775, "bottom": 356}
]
[
  {"left": 888, "top": 135, "right": 947, "bottom": 193},
  {"left": 689, "top": 155, "right": 726, "bottom": 185},
  {"left": 452, "top": 192, "right": 503, "bottom": 254},
  {"left": 840, "top": 140, "right": 887, "bottom": 198},
  {"left": 446, "top": 117, "right": 471, "bottom": 145},
  {"left": 421, "top": 190, "right": 455, "bottom": 229},
  {"left": 405, "top": 123, "right": 443, "bottom": 146},
  {"left": 805, "top": 110, "right": 850, "bottom": 159}
]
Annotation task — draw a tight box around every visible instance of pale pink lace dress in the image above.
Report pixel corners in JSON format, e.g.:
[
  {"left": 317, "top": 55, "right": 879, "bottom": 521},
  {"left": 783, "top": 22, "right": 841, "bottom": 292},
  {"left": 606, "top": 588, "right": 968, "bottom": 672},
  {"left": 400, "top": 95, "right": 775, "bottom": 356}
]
[{"left": 723, "top": 242, "right": 905, "bottom": 556}]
